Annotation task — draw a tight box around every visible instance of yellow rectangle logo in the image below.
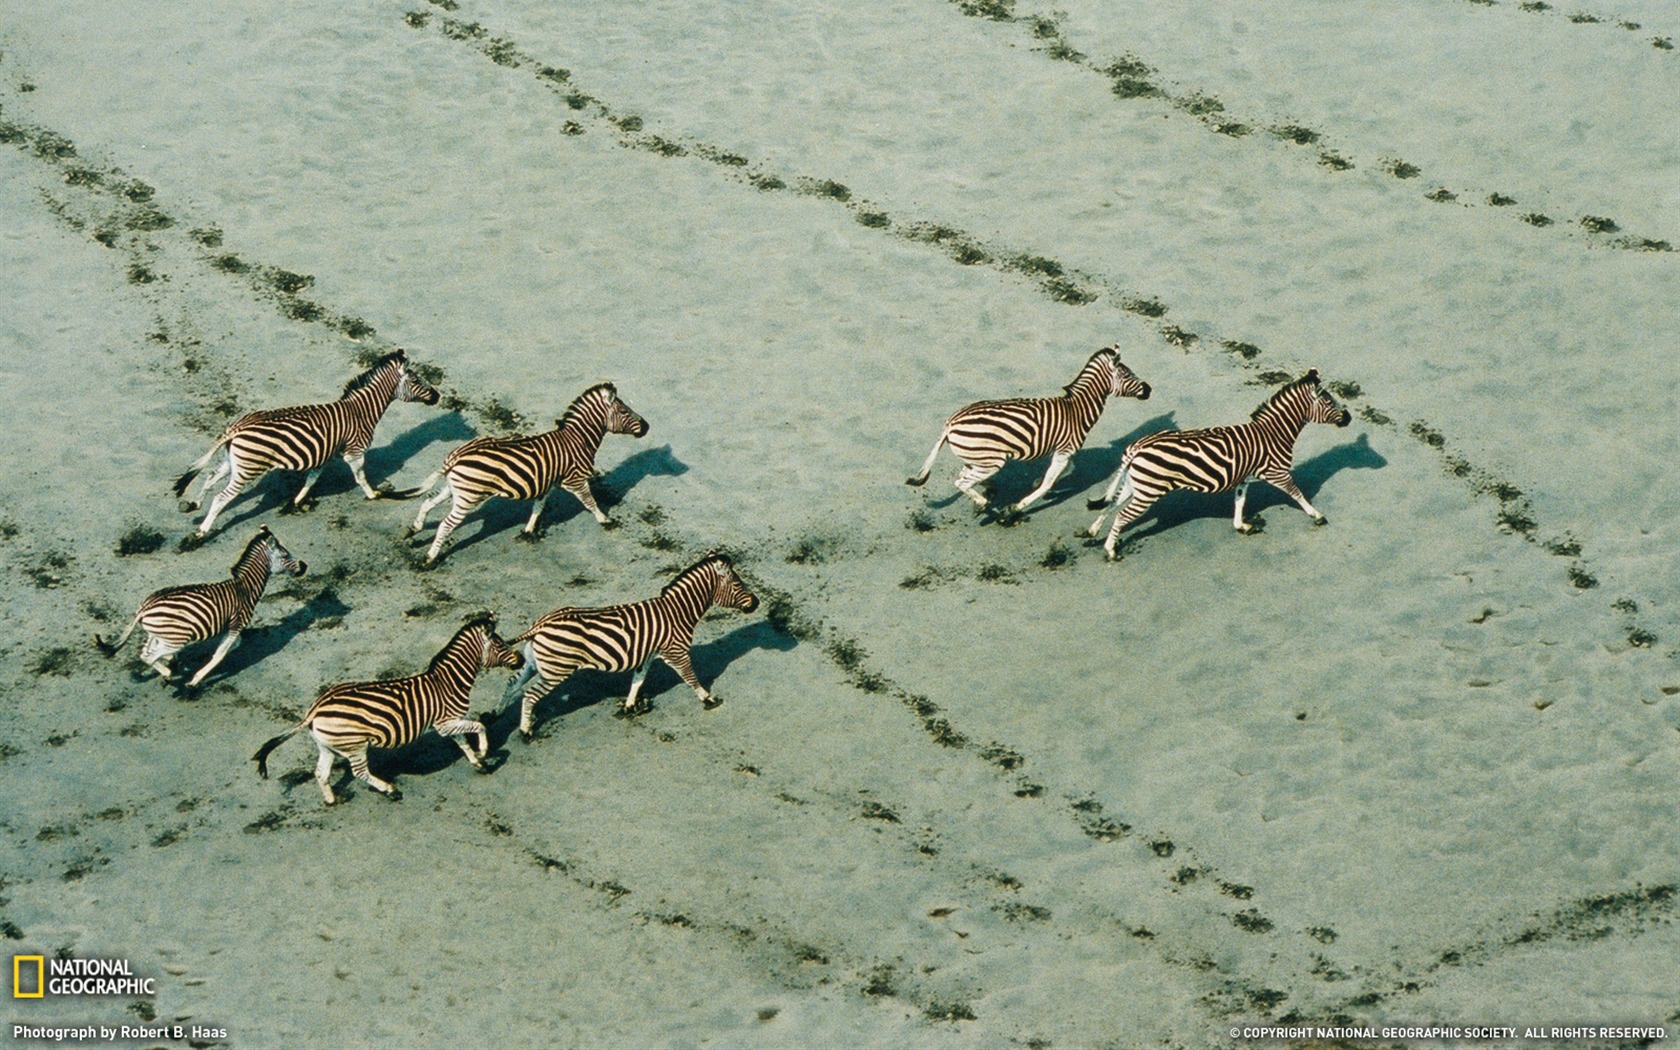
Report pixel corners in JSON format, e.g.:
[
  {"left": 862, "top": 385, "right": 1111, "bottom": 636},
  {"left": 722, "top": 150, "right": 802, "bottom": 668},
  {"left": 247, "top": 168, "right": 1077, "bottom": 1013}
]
[{"left": 13, "top": 955, "right": 44, "bottom": 998}]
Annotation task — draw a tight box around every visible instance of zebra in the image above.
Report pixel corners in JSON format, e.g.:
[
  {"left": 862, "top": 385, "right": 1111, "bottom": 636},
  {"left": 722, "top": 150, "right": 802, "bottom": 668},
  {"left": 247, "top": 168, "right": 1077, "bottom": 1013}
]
[
  {"left": 504, "top": 550, "right": 758, "bottom": 739},
  {"left": 252, "top": 612, "right": 525, "bottom": 805},
  {"left": 174, "top": 348, "right": 441, "bottom": 540},
  {"left": 94, "top": 525, "right": 307, "bottom": 687},
  {"left": 407, "top": 382, "right": 649, "bottom": 566},
  {"left": 1085, "top": 368, "right": 1351, "bottom": 560},
  {"left": 906, "top": 345, "right": 1151, "bottom": 517}
]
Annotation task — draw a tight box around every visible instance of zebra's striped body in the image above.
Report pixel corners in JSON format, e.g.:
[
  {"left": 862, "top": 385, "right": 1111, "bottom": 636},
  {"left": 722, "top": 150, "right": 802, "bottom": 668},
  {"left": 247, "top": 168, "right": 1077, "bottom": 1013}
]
[
  {"left": 409, "top": 383, "right": 649, "bottom": 565},
  {"left": 95, "top": 526, "right": 306, "bottom": 687},
  {"left": 1086, "top": 369, "right": 1351, "bottom": 560},
  {"left": 175, "top": 349, "right": 441, "bottom": 538},
  {"left": 907, "top": 345, "right": 1151, "bottom": 515},
  {"left": 505, "top": 551, "right": 758, "bottom": 738},
  {"left": 252, "top": 613, "right": 524, "bottom": 804}
]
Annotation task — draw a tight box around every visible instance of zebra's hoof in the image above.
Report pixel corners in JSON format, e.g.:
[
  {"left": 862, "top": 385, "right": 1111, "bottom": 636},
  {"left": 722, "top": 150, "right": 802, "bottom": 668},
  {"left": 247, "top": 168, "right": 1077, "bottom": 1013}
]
[
  {"left": 384, "top": 787, "right": 403, "bottom": 802},
  {"left": 518, "top": 728, "right": 535, "bottom": 742},
  {"left": 601, "top": 518, "right": 620, "bottom": 531},
  {"left": 702, "top": 695, "right": 723, "bottom": 710},
  {"left": 514, "top": 529, "right": 541, "bottom": 543},
  {"left": 1313, "top": 515, "right": 1330, "bottom": 527},
  {"left": 401, "top": 525, "right": 419, "bottom": 538}
]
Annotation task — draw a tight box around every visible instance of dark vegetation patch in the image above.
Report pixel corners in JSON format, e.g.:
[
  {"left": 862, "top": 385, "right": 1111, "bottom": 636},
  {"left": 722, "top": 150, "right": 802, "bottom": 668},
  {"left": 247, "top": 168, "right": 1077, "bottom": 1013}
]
[
  {"left": 1161, "top": 325, "right": 1198, "bottom": 349},
  {"left": 1121, "top": 295, "right": 1167, "bottom": 318},
  {"left": 1425, "top": 188, "right": 1458, "bottom": 203},
  {"left": 116, "top": 523, "right": 165, "bottom": 556},
  {"left": 1567, "top": 564, "right": 1598, "bottom": 589},
  {"left": 29, "top": 648, "right": 75, "bottom": 678},
  {"left": 1039, "top": 539, "right": 1073, "bottom": 569},
  {"left": 996, "top": 902, "right": 1051, "bottom": 922},
  {"left": 859, "top": 801, "right": 901, "bottom": 823},
  {"left": 1381, "top": 158, "right": 1422, "bottom": 179},
  {"left": 24, "top": 551, "right": 72, "bottom": 589},
  {"left": 1579, "top": 215, "right": 1620, "bottom": 233},
  {"left": 1488, "top": 192, "right": 1517, "bottom": 206},
  {"left": 1271, "top": 124, "right": 1320, "bottom": 146},
  {"left": 1232, "top": 908, "right": 1274, "bottom": 933},
  {"left": 1522, "top": 212, "right": 1554, "bottom": 227}
]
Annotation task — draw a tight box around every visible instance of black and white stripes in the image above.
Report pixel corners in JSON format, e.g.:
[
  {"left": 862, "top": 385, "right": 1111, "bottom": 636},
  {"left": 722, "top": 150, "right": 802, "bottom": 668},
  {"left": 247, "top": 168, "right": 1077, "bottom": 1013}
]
[
  {"left": 95, "top": 525, "right": 307, "bottom": 687},
  {"left": 1085, "top": 369, "right": 1351, "bottom": 560},
  {"left": 505, "top": 551, "right": 760, "bottom": 739},
  {"left": 906, "top": 345, "right": 1151, "bottom": 516},
  {"left": 251, "top": 612, "right": 525, "bottom": 804},
  {"left": 408, "top": 382, "right": 649, "bottom": 565},
  {"left": 174, "top": 349, "right": 441, "bottom": 538}
]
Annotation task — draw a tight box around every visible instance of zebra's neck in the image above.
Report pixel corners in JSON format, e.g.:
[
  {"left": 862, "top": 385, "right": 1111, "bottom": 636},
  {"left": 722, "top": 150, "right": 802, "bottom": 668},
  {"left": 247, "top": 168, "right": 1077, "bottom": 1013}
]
[
  {"left": 338, "top": 362, "right": 401, "bottom": 419},
  {"left": 1062, "top": 363, "right": 1113, "bottom": 432},
  {"left": 424, "top": 629, "right": 485, "bottom": 696},
  {"left": 556, "top": 397, "right": 609, "bottom": 455},
  {"left": 230, "top": 543, "right": 274, "bottom": 600},
  {"left": 1249, "top": 392, "right": 1311, "bottom": 446},
  {"left": 656, "top": 564, "right": 720, "bottom": 627}
]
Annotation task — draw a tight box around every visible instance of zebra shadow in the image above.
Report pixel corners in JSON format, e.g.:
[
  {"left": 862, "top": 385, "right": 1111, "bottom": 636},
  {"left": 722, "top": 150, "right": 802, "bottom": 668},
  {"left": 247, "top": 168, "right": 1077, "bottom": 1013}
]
[
  {"left": 432, "top": 443, "right": 688, "bottom": 557},
  {"left": 1096, "top": 431, "right": 1387, "bottom": 542},
  {"left": 209, "top": 412, "right": 480, "bottom": 538},
  {"left": 167, "top": 584, "right": 353, "bottom": 696},
  {"left": 944, "top": 412, "right": 1177, "bottom": 519},
  {"left": 406, "top": 618, "right": 796, "bottom": 769}
]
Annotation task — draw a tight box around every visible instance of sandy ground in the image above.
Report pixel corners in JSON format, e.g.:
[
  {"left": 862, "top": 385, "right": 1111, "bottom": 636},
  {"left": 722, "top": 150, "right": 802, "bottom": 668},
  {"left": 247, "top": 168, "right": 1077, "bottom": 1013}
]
[{"left": 1, "top": 1, "right": 1677, "bottom": 1047}]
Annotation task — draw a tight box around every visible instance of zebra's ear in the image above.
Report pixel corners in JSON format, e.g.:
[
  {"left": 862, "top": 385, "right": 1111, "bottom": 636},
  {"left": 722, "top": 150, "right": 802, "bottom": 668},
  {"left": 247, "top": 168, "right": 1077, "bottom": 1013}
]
[
  {"left": 257, "top": 524, "right": 271, "bottom": 535},
  {"left": 393, "top": 347, "right": 407, "bottom": 362},
  {"left": 463, "top": 609, "right": 497, "bottom": 627},
  {"left": 1302, "top": 368, "right": 1320, "bottom": 384}
]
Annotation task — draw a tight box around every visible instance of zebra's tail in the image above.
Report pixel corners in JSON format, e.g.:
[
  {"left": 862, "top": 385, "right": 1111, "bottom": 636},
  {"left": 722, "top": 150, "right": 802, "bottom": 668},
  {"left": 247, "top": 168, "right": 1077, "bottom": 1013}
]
[
  {"left": 413, "top": 468, "right": 445, "bottom": 499},
  {"left": 93, "top": 615, "right": 141, "bottom": 657},
  {"left": 905, "top": 430, "right": 948, "bottom": 487},
  {"left": 1086, "top": 445, "right": 1141, "bottom": 511},
  {"left": 252, "top": 724, "right": 305, "bottom": 779},
  {"left": 173, "top": 434, "right": 230, "bottom": 501}
]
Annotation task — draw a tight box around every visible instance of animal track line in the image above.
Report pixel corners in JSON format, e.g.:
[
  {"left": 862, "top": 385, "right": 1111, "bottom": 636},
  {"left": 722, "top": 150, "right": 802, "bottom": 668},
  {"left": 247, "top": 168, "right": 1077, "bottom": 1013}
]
[
  {"left": 394, "top": 2, "right": 1659, "bottom": 640},
  {"left": 945, "top": 0, "right": 1676, "bottom": 252}
]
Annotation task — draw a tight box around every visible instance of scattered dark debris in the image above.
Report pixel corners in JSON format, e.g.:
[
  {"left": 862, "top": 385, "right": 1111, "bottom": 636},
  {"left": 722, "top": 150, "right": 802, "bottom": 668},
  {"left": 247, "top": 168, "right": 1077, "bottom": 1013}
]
[
  {"left": 116, "top": 524, "right": 165, "bottom": 556},
  {"left": 1522, "top": 212, "right": 1554, "bottom": 227},
  {"left": 1381, "top": 158, "right": 1422, "bottom": 179},
  {"left": 1567, "top": 564, "right": 1598, "bottom": 589},
  {"left": 860, "top": 801, "right": 901, "bottom": 823},
  {"left": 1232, "top": 908, "right": 1274, "bottom": 933},
  {"left": 1425, "top": 188, "right": 1458, "bottom": 203}
]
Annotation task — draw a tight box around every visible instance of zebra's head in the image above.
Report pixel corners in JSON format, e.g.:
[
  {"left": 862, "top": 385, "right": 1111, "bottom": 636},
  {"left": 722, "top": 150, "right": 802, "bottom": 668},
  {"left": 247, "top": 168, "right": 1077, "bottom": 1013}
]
[
  {"left": 602, "top": 383, "right": 650, "bottom": 438},
  {"left": 252, "top": 525, "right": 308, "bottom": 578},
  {"left": 703, "top": 550, "right": 759, "bottom": 614},
  {"left": 464, "top": 611, "right": 525, "bottom": 672},
  {"left": 1102, "top": 349, "right": 1151, "bottom": 402},
  {"left": 1300, "top": 370, "right": 1351, "bottom": 428},
  {"left": 395, "top": 352, "right": 442, "bottom": 407}
]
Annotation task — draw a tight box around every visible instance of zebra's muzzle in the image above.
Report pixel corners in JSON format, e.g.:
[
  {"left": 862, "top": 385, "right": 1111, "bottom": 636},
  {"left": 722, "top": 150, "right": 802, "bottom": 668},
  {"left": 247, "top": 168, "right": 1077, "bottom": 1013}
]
[
  {"left": 1136, "top": 384, "right": 1152, "bottom": 401},
  {"left": 1334, "top": 410, "right": 1351, "bottom": 427},
  {"left": 740, "top": 594, "right": 759, "bottom": 613},
  {"left": 292, "top": 561, "right": 309, "bottom": 576}
]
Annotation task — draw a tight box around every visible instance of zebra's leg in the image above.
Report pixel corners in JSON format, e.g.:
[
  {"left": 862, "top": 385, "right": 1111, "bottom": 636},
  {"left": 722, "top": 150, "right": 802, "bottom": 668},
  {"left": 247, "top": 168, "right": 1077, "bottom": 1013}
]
[
  {"left": 139, "top": 635, "right": 181, "bottom": 680},
  {"left": 409, "top": 478, "right": 453, "bottom": 534},
  {"left": 196, "top": 470, "right": 251, "bottom": 536},
  {"left": 503, "top": 650, "right": 539, "bottom": 708},
  {"left": 659, "top": 646, "right": 719, "bottom": 709},
  {"left": 290, "top": 467, "right": 325, "bottom": 508},
  {"left": 1086, "top": 474, "right": 1135, "bottom": 537},
  {"left": 186, "top": 630, "right": 241, "bottom": 687},
  {"left": 1259, "top": 467, "right": 1327, "bottom": 525},
  {"left": 425, "top": 493, "right": 482, "bottom": 564},
  {"left": 313, "top": 741, "right": 339, "bottom": 805},
  {"left": 1102, "top": 493, "right": 1162, "bottom": 561},
  {"left": 620, "top": 655, "right": 657, "bottom": 715},
  {"left": 343, "top": 743, "right": 401, "bottom": 801},
  {"left": 519, "top": 491, "right": 553, "bottom": 538},
  {"left": 343, "top": 452, "right": 381, "bottom": 499},
  {"left": 517, "top": 677, "right": 555, "bottom": 741},
  {"left": 561, "top": 478, "right": 613, "bottom": 527},
  {"left": 436, "top": 718, "right": 490, "bottom": 768},
  {"left": 953, "top": 463, "right": 1000, "bottom": 508},
  {"left": 1232, "top": 481, "right": 1254, "bottom": 533},
  {"left": 183, "top": 456, "right": 232, "bottom": 512},
  {"left": 1012, "top": 451, "right": 1071, "bottom": 513}
]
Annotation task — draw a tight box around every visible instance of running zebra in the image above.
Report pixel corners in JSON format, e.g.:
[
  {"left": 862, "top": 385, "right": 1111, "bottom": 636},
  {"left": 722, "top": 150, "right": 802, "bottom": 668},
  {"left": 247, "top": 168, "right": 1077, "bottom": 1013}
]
[
  {"left": 1086, "top": 369, "right": 1351, "bottom": 560},
  {"left": 907, "top": 345, "right": 1151, "bottom": 516},
  {"left": 95, "top": 525, "right": 307, "bottom": 687},
  {"left": 505, "top": 550, "right": 758, "bottom": 739},
  {"left": 407, "top": 382, "right": 649, "bottom": 566},
  {"left": 174, "top": 349, "right": 441, "bottom": 540},
  {"left": 252, "top": 612, "right": 525, "bottom": 805}
]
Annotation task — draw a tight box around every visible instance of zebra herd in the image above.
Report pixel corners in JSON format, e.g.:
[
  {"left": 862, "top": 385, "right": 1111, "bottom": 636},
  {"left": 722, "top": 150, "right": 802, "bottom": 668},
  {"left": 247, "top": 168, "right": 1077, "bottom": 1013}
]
[{"left": 96, "top": 343, "right": 1350, "bottom": 805}]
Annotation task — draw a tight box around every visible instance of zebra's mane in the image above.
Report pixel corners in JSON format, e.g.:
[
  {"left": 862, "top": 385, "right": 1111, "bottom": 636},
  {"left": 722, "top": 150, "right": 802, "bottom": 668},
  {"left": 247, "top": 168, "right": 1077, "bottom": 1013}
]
[
  {"left": 231, "top": 526, "right": 272, "bottom": 572},
  {"left": 428, "top": 614, "right": 496, "bottom": 673},
  {"left": 662, "top": 551, "right": 728, "bottom": 593},
  {"left": 1250, "top": 369, "right": 1320, "bottom": 421},
  {"left": 559, "top": 382, "right": 617, "bottom": 426},
  {"left": 340, "top": 350, "right": 406, "bottom": 398},
  {"left": 1062, "top": 348, "right": 1117, "bottom": 396}
]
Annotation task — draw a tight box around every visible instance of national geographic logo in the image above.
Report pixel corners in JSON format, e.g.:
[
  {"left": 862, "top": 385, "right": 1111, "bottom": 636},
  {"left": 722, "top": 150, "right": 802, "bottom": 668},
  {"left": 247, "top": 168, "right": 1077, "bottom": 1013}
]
[{"left": 11, "top": 957, "right": 155, "bottom": 998}]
